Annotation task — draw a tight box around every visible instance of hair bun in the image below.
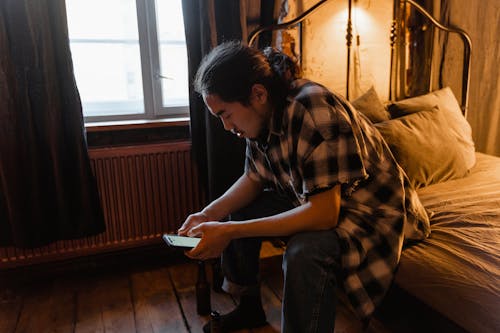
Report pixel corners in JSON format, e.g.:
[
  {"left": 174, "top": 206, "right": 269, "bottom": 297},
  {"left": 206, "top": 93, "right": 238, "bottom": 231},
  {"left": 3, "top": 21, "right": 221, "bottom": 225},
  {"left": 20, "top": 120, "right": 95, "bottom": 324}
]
[{"left": 262, "top": 47, "right": 299, "bottom": 84}]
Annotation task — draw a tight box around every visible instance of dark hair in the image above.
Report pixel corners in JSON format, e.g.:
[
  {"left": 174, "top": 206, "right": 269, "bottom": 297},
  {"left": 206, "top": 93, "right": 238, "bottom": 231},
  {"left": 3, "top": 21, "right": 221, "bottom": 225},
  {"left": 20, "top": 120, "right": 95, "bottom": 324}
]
[{"left": 194, "top": 41, "right": 299, "bottom": 110}]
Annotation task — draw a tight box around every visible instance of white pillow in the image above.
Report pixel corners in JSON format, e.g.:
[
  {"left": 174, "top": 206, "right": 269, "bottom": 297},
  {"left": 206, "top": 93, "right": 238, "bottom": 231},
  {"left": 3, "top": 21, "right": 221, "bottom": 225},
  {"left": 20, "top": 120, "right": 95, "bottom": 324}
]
[
  {"left": 375, "top": 108, "right": 470, "bottom": 189},
  {"left": 351, "top": 87, "right": 390, "bottom": 123},
  {"left": 388, "top": 87, "right": 476, "bottom": 170}
]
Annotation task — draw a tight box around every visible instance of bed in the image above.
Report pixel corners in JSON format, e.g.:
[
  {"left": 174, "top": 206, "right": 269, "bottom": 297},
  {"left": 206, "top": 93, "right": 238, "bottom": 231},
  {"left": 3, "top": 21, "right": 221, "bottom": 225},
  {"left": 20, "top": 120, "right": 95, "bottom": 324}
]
[
  {"left": 396, "top": 152, "right": 500, "bottom": 332},
  {"left": 249, "top": 1, "right": 500, "bottom": 332}
]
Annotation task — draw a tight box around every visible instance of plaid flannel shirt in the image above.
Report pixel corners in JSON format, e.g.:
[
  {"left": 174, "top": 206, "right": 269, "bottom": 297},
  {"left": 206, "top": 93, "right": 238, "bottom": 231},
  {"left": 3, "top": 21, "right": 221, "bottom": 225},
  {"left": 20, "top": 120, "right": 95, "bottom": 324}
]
[{"left": 244, "top": 79, "right": 410, "bottom": 321}]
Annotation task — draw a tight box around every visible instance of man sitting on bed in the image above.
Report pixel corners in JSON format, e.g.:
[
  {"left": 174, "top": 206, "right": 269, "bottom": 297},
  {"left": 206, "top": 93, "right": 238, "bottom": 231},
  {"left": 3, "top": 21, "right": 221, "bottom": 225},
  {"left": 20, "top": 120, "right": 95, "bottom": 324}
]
[{"left": 178, "top": 41, "right": 412, "bottom": 333}]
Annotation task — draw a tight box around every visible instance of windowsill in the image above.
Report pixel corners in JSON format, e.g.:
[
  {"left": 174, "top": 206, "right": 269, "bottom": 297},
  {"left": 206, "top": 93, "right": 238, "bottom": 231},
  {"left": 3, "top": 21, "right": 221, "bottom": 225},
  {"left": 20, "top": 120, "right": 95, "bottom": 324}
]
[
  {"left": 85, "top": 117, "right": 190, "bottom": 132},
  {"left": 85, "top": 117, "right": 191, "bottom": 147}
]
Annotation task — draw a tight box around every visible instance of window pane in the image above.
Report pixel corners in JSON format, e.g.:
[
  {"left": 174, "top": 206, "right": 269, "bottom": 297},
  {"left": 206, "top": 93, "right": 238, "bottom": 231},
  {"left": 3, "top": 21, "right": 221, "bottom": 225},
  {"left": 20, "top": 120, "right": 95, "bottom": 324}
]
[
  {"left": 66, "top": 0, "right": 144, "bottom": 117},
  {"left": 159, "top": 44, "right": 189, "bottom": 107},
  {"left": 156, "top": 0, "right": 189, "bottom": 108}
]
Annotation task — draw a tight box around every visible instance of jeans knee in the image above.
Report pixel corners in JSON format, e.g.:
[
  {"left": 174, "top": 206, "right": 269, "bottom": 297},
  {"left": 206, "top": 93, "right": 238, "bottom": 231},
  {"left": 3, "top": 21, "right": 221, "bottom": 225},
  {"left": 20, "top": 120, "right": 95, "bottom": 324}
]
[
  {"left": 282, "top": 231, "right": 340, "bottom": 275},
  {"left": 283, "top": 233, "right": 315, "bottom": 273}
]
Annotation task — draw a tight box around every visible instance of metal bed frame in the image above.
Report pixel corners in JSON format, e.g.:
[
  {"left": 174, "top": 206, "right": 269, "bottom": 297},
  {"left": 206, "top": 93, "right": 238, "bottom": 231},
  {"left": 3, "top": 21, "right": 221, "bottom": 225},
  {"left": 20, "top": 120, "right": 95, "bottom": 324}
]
[{"left": 248, "top": 0, "right": 471, "bottom": 116}]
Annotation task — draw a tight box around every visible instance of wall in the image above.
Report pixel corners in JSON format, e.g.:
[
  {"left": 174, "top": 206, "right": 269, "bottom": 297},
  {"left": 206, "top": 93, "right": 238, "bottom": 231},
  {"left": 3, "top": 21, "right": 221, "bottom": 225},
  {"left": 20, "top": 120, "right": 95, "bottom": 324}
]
[
  {"left": 284, "top": 0, "right": 393, "bottom": 101},
  {"left": 444, "top": 0, "right": 499, "bottom": 156}
]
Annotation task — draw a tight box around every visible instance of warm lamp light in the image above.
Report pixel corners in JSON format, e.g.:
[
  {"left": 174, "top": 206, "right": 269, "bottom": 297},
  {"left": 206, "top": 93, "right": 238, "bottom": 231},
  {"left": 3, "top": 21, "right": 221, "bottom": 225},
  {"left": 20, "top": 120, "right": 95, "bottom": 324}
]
[{"left": 346, "top": 0, "right": 374, "bottom": 100}]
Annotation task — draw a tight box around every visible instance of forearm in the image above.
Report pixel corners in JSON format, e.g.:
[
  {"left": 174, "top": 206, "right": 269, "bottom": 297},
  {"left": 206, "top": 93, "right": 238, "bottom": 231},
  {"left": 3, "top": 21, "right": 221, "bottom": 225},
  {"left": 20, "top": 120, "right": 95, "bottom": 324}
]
[
  {"left": 184, "top": 185, "right": 341, "bottom": 260},
  {"left": 201, "top": 173, "right": 263, "bottom": 221},
  {"left": 224, "top": 185, "right": 341, "bottom": 238}
]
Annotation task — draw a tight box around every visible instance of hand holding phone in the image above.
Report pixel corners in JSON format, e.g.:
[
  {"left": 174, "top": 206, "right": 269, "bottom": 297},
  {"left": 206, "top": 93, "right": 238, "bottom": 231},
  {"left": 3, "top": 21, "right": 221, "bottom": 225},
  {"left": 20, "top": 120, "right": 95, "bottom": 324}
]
[{"left": 163, "top": 234, "right": 201, "bottom": 248}]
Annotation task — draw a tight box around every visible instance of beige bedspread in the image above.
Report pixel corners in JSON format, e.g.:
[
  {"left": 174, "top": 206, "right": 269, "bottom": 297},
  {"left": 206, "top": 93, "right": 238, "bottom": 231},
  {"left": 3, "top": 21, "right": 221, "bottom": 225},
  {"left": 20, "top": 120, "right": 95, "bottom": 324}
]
[{"left": 395, "top": 153, "right": 500, "bottom": 333}]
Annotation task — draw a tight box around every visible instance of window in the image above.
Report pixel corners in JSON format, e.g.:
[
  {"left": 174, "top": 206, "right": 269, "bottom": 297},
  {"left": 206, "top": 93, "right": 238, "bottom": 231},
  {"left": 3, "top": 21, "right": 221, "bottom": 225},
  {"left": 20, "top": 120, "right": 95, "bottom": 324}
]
[{"left": 66, "top": 0, "right": 189, "bottom": 123}]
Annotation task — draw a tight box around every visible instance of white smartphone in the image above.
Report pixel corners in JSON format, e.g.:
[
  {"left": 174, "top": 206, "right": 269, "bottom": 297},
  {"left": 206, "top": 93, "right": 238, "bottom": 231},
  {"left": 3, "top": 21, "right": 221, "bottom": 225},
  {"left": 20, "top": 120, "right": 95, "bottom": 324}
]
[{"left": 162, "top": 234, "right": 201, "bottom": 248}]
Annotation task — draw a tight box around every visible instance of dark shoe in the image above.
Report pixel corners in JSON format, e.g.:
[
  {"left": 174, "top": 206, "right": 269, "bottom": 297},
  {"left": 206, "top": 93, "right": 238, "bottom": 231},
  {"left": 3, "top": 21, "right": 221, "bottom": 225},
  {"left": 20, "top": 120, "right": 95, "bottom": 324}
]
[{"left": 202, "top": 299, "right": 267, "bottom": 333}]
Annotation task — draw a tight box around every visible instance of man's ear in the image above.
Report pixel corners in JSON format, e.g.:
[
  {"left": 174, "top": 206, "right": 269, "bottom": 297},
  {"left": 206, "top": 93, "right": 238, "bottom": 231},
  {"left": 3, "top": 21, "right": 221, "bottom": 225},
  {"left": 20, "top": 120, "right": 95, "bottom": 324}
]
[{"left": 251, "top": 84, "right": 268, "bottom": 104}]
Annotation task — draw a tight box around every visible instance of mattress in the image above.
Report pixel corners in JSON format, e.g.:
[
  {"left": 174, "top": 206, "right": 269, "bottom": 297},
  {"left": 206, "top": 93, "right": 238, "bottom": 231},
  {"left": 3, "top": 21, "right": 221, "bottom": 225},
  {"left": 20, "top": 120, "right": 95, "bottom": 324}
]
[{"left": 395, "top": 153, "right": 500, "bottom": 333}]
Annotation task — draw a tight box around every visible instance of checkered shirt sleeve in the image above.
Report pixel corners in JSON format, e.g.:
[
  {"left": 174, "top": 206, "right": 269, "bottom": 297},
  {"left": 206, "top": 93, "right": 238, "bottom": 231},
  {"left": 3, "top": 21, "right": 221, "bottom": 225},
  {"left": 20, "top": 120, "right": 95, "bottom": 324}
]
[{"left": 292, "top": 85, "right": 370, "bottom": 196}]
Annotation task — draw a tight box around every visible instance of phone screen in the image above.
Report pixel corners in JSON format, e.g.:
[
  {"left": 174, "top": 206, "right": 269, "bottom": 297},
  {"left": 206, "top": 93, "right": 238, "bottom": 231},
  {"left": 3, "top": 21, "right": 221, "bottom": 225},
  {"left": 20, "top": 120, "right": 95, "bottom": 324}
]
[{"left": 163, "top": 234, "right": 201, "bottom": 248}]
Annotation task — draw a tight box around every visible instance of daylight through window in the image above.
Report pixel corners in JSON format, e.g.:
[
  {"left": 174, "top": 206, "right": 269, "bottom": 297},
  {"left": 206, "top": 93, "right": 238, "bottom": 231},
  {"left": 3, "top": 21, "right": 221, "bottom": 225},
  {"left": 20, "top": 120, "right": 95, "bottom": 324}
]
[{"left": 66, "top": 0, "right": 189, "bottom": 122}]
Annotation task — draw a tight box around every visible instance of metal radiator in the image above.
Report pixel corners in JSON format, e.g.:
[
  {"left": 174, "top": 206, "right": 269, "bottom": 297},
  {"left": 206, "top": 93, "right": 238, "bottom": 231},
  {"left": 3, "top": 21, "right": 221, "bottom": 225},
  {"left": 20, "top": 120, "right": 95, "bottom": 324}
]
[{"left": 0, "top": 141, "right": 205, "bottom": 268}]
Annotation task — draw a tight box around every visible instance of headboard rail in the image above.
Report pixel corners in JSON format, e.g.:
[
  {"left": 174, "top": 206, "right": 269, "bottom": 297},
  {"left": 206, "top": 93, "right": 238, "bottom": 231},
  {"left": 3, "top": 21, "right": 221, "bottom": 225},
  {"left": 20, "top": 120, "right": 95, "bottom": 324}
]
[
  {"left": 248, "top": 0, "right": 472, "bottom": 116},
  {"left": 248, "top": 0, "right": 330, "bottom": 49},
  {"left": 391, "top": 0, "right": 472, "bottom": 116}
]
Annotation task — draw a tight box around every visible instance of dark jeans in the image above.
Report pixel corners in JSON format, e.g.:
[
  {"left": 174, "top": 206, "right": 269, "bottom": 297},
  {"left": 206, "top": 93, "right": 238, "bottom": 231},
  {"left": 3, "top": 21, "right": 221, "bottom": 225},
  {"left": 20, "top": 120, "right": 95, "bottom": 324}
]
[{"left": 221, "top": 191, "right": 341, "bottom": 333}]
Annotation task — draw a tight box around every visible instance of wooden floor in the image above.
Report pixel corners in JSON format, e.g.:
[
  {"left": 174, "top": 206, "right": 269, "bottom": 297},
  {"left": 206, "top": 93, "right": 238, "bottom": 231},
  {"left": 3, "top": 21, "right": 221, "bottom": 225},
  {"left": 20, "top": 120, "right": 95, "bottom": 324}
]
[{"left": 0, "top": 243, "right": 390, "bottom": 333}]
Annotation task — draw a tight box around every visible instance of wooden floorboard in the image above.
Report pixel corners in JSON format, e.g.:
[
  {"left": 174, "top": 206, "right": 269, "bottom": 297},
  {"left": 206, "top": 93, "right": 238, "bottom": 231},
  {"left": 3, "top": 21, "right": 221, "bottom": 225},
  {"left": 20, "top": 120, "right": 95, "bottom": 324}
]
[
  {"left": 0, "top": 287, "right": 23, "bottom": 333},
  {"left": 14, "top": 278, "right": 76, "bottom": 333},
  {"left": 170, "top": 262, "right": 234, "bottom": 333},
  {"left": 0, "top": 244, "right": 398, "bottom": 333},
  {"left": 47, "top": 278, "right": 77, "bottom": 333},
  {"left": 131, "top": 268, "right": 188, "bottom": 333},
  {"left": 83, "top": 273, "right": 135, "bottom": 333},
  {"left": 73, "top": 274, "right": 106, "bottom": 333}
]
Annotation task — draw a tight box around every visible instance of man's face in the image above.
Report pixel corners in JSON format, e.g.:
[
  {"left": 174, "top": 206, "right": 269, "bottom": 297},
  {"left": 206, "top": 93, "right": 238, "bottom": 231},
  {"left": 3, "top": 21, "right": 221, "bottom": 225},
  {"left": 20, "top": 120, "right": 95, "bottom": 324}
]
[{"left": 203, "top": 85, "right": 270, "bottom": 140}]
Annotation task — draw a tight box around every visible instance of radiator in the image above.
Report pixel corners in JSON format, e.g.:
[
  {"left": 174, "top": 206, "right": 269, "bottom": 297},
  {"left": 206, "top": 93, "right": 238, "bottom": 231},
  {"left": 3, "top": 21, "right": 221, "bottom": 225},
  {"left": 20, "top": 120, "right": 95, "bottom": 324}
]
[{"left": 0, "top": 141, "right": 205, "bottom": 268}]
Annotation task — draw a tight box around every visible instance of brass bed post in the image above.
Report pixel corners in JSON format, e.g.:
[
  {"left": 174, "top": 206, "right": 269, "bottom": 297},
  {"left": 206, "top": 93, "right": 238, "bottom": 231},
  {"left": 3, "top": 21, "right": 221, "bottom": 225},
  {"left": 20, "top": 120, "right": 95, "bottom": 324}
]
[
  {"left": 390, "top": 0, "right": 408, "bottom": 102},
  {"left": 399, "top": 0, "right": 408, "bottom": 100},
  {"left": 393, "top": 0, "right": 472, "bottom": 116},
  {"left": 298, "top": 21, "right": 304, "bottom": 66},
  {"left": 388, "top": 0, "right": 398, "bottom": 101},
  {"left": 389, "top": 9, "right": 397, "bottom": 101},
  {"left": 346, "top": 0, "right": 353, "bottom": 100}
]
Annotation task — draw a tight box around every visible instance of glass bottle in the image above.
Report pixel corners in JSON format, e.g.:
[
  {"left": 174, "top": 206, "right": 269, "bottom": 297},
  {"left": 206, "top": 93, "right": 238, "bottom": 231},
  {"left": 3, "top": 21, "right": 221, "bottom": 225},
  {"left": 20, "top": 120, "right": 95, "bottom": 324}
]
[
  {"left": 212, "top": 259, "right": 224, "bottom": 292},
  {"left": 210, "top": 311, "right": 222, "bottom": 333},
  {"left": 196, "top": 260, "right": 211, "bottom": 315}
]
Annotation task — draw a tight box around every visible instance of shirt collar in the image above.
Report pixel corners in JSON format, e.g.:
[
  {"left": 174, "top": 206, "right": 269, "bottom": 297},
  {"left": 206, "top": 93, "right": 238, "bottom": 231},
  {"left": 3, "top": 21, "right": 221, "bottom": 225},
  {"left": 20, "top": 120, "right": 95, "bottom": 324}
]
[
  {"left": 264, "top": 79, "right": 306, "bottom": 143},
  {"left": 257, "top": 101, "right": 287, "bottom": 148},
  {"left": 269, "top": 103, "right": 285, "bottom": 138}
]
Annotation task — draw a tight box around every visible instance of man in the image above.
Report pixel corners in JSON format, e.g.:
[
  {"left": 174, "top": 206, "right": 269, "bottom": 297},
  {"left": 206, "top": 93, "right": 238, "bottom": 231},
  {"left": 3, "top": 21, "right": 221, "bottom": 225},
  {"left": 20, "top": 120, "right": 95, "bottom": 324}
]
[{"left": 178, "top": 41, "right": 423, "bottom": 333}]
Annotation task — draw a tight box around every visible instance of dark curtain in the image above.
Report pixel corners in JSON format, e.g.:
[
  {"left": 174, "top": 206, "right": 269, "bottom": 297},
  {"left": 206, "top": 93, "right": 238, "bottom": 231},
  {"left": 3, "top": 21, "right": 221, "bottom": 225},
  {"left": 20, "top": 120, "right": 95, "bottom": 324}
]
[
  {"left": 182, "top": 0, "right": 277, "bottom": 202},
  {"left": 0, "top": 1, "right": 105, "bottom": 247}
]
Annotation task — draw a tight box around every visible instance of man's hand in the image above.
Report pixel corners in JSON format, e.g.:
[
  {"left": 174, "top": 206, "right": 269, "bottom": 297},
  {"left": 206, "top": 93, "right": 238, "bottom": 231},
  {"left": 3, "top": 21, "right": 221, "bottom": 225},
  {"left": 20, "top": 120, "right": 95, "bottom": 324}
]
[
  {"left": 185, "top": 222, "right": 232, "bottom": 260},
  {"left": 177, "top": 212, "right": 211, "bottom": 236}
]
